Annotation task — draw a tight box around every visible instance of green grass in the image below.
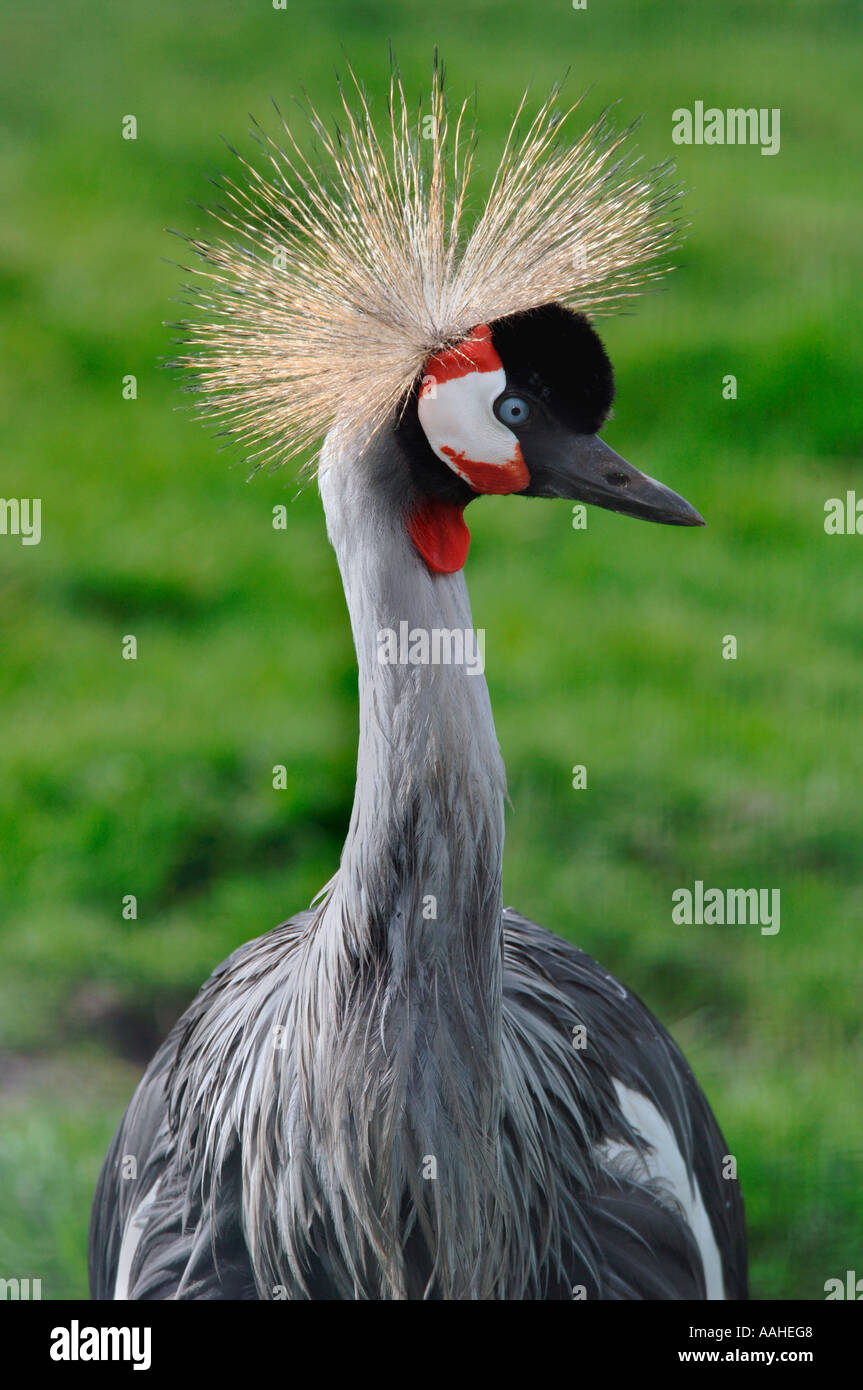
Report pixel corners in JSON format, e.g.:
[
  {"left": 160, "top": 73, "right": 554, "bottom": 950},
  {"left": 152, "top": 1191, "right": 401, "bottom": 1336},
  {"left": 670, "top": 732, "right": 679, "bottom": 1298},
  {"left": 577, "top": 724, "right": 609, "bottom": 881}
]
[{"left": 1, "top": 0, "right": 862, "bottom": 1300}]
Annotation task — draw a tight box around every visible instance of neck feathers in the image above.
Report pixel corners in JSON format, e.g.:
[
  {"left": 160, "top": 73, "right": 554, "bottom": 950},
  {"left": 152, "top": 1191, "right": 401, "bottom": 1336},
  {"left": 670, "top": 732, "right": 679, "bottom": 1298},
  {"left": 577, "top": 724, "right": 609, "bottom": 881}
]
[
  {"left": 294, "top": 430, "right": 508, "bottom": 1296},
  {"left": 320, "top": 429, "right": 506, "bottom": 962}
]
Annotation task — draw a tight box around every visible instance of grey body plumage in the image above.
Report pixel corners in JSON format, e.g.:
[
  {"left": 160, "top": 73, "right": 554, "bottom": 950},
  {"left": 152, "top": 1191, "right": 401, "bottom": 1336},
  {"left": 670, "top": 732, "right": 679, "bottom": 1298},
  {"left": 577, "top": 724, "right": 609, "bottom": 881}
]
[
  {"left": 90, "top": 425, "right": 746, "bottom": 1300},
  {"left": 90, "top": 909, "right": 746, "bottom": 1300}
]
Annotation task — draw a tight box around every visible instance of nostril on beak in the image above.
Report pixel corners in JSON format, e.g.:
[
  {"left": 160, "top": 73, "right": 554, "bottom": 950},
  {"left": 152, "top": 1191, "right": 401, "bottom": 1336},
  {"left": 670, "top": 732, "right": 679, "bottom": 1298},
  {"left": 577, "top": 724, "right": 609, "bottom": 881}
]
[{"left": 605, "top": 471, "right": 629, "bottom": 488}]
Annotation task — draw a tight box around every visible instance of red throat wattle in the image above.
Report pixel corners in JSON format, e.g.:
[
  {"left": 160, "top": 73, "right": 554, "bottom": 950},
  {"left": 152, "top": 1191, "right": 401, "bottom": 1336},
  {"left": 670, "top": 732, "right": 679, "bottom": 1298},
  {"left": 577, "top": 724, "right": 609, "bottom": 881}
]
[{"left": 407, "top": 499, "right": 471, "bottom": 574}]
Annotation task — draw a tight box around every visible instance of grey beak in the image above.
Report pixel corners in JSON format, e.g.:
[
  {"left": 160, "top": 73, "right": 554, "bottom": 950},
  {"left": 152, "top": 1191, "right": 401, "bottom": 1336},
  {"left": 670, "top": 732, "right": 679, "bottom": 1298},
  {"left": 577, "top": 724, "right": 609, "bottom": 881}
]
[{"left": 523, "top": 434, "right": 705, "bottom": 527}]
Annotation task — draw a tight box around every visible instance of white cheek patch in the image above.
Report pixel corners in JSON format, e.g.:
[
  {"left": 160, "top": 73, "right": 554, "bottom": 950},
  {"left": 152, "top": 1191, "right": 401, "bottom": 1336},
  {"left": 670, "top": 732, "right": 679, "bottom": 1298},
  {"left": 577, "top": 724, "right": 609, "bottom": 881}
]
[{"left": 417, "top": 324, "right": 530, "bottom": 495}]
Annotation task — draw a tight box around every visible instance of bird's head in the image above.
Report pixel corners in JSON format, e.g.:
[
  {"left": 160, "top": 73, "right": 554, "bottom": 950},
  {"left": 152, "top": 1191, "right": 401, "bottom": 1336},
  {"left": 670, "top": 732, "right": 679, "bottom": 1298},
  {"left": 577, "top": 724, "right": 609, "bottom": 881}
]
[
  {"left": 176, "top": 58, "right": 698, "bottom": 571},
  {"left": 399, "top": 303, "right": 703, "bottom": 573}
]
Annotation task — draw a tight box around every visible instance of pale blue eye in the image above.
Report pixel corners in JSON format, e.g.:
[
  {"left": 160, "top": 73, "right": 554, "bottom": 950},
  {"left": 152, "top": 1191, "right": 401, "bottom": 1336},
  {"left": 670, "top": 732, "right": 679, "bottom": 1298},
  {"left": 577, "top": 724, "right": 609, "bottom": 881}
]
[{"left": 495, "top": 395, "right": 530, "bottom": 426}]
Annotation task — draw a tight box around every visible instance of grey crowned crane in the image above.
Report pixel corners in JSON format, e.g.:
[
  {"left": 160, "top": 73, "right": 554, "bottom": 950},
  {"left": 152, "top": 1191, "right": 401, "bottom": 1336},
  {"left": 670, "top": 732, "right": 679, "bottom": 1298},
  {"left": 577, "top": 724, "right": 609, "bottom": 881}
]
[{"left": 89, "top": 62, "right": 747, "bottom": 1301}]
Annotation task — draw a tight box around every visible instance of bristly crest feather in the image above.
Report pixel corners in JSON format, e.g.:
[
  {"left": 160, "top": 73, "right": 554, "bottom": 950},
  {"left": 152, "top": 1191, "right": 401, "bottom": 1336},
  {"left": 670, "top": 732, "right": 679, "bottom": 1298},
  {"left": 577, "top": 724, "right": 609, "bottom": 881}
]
[{"left": 173, "top": 55, "right": 681, "bottom": 475}]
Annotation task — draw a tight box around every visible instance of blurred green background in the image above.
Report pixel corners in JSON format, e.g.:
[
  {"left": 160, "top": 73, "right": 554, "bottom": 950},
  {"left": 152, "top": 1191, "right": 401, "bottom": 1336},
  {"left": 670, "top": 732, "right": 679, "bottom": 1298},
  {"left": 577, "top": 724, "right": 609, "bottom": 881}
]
[{"left": 1, "top": 0, "right": 861, "bottom": 1300}]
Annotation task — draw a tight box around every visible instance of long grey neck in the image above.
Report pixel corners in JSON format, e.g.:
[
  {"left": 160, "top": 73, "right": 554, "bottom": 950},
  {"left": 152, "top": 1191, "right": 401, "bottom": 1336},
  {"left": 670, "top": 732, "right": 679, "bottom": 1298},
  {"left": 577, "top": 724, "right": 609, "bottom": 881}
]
[
  {"left": 319, "top": 430, "right": 507, "bottom": 994},
  {"left": 298, "top": 429, "right": 508, "bottom": 1297}
]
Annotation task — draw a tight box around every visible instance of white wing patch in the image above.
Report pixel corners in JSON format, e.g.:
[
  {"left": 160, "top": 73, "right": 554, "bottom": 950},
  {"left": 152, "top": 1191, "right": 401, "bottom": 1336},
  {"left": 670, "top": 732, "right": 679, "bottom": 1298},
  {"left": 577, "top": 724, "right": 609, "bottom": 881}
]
[
  {"left": 113, "top": 1180, "right": 162, "bottom": 1301},
  {"left": 600, "top": 1081, "right": 726, "bottom": 1300}
]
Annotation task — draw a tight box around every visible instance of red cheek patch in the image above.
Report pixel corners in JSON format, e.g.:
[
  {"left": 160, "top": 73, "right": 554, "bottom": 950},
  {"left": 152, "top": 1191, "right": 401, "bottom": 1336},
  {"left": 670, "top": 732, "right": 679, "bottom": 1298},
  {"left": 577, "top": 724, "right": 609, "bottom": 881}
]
[
  {"left": 407, "top": 499, "right": 471, "bottom": 575},
  {"left": 440, "top": 443, "right": 529, "bottom": 495}
]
